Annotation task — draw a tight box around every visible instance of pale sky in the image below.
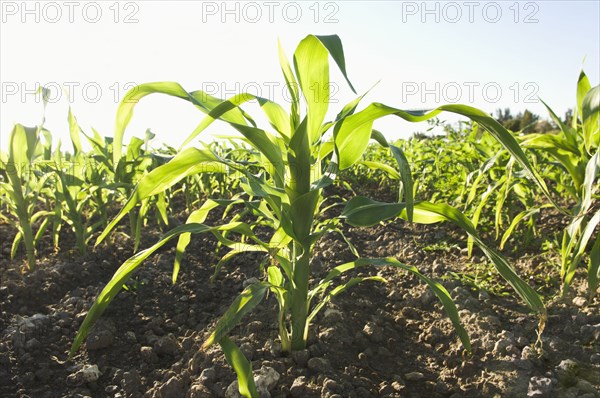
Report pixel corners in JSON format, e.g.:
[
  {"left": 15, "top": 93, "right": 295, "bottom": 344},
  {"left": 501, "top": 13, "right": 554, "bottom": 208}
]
[{"left": 1, "top": 0, "right": 599, "bottom": 151}]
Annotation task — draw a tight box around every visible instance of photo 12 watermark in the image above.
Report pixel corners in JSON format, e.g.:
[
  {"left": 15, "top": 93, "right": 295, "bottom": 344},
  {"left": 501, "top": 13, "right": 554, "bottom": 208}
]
[
  {"left": 399, "top": 1, "right": 540, "bottom": 23},
  {"left": 1, "top": 81, "right": 139, "bottom": 104},
  {"left": 199, "top": 1, "right": 340, "bottom": 23},
  {"left": 400, "top": 81, "right": 540, "bottom": 105},
  {"left": 197, "top": 80, "right": 342, "bottom": 104},
  {"left": 1, "top": 1, "right": 140, "bottom": 23}
]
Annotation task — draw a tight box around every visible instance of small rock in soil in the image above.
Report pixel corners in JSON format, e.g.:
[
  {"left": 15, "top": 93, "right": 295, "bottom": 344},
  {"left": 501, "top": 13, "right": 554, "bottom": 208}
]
[
  {"left": 291, "top": 349, "right": 310, "bottom": 367},
  {"left": 264, "top": 339, "right": 281, "bottom": 357},
  {"left": 226, "top": 366, "right": 279, "bottom": 398},
  {"left": 572, "top": 296, "right": 587, "bottom": 307},
  {"left": 67, "top": 364, "right": 101, "bottom": 386},
  {"left": 493, "top": 334, "right": 515, "bottom": 356},
  {"left": 362, "top": 322, "right": 384, "bottom": 343},
  {"left": 420, "top": 289, "right": 435, "bottom": 306},
  {"left": 580, "top": 323, "right": 600, "bottom": 343},
  {"left": 527, "top": 377, "right": 553, "bottom": 398},
  {"left": 247, "top": 320, "right": 264, "bottom": 333},
  {"left": 199, "top": 367, "right": 216, "bottom": 384},
  {"left": 18, "top": 314, "right": 50, "bottom": 334},
  {"left": 189, "top": 352, "right": 204, "bottom": 374},
  {"left": 189, "top": 382, "right": 213, "bottom": 398},
  {"left": 391, "top": 380, "right": 405, "bottom": 392},
  {"left": 86, "top": 329, "right": 114, "bottom": 351},
  {"left": 555, "top": 359, "right": 579, "bottom": 387},
  {"left": 404, "top": 371, "right": 424, "bottom": 381},
  {"left": 290, "top": 376, "right": 308, "bottom": 397},
  {"left": 322, "top": 378, "right": 341, "bottom": 394},
  {"left": 125, "top": 331, "right": 137, "bottom": 343},
  {"left": 307, "top": 357, "right": 331, "bottom": 373},
  {"left": 25, "top": 338, "right": 41, "bottom": 351},
  {"left": 575, "top": 379, "right": 598, "bottom": 395},
  {"left": 323, "top": 308, "right": 343, "bottom": 323},
  {"left": 156, "top": 376, "right": 184, "bottom": 398},
  {"left": 121, "top": 370, "right": 141, "bottom": 393},
  {"left": 521, "top": 346, "right": 538, "bottom": 359},
  {"left": 255, "top": 366, "right": 280, "bottom": 392},
  {"left": 240, "top": 342, "right": 254, "bottom": 360},
  {"left": 154, "top": 334, "right": 181, "bottom": 356},
  {"left": 140, "top": 346, "right": 159, "bottom": 364}
]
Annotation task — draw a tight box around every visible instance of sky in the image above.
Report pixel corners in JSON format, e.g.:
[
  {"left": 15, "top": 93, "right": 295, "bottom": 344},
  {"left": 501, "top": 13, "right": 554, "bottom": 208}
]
[{"left": 1, "top": 0, "right": 599, "bottom": 151}]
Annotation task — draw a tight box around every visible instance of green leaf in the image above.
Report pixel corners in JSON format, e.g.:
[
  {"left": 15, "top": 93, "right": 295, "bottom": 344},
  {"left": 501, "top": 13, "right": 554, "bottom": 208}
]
[
  {"left": 390, "top": 145, "right": 413, "bottom": 221},
  {"left": 278, "top": 38, "right": 301, "bottom": 130},
  {"left": 334, "top": 102, "right": 559, "bottom": 211},
  {"left": 357, "top": 161, "right": 400, "bottom": 179},
  {"left": 219, "top": 336, "right": 259, "bottom": 398},
  {"left": 341, "top": 197, "right": 546, "bottom": 317},
  {"left": 500, "top": 206, "right": 551, "bottom": 250},
  {"left": 576, "top": 70, "right": 592, "bottom": 124},
  {"left": 289, "top": 190, "right": 319, "bottom": 241},
  {"left": 71, "top": 222, "right": 218, "bottom": 357},
  {"left": 203, "top": 282, "right": 270, "bottom": 349},
  {"left": 294, "top": 35, "right": 330, "bottom": 143},
  {"left": 565, "top": 209, "right": 600, "bottom": 288},
  {"left": 315, "top": 35, "right": 356, "bottom": 94},
  {"left": 67, "top": 108, "right": 83, "bottom": 155},
  {"left": 579, "top": 150, "right": 599, "bottom": 217},
  {"left": 311, "top": 257, "right": 471, "bottom": 352},
  {"left": 95, "top": 148, "right": 224, "bottom": 245},
  {"left": 112, "top": 82, "right": 248, "bottom": 168},
  {"left": 341, "top": 196, "right": 445, "bottom": 226},
  {"left": 581, "top": 85, "right": 599, "bottom": 151},
  {"left": 173, "top": 199, "right": 238, "bottom": 283}
]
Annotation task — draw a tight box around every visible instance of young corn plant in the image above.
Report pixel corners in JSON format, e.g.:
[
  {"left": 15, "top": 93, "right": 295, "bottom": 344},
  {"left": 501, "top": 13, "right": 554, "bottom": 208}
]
[
  {"left": 0, "top": 124, "right": 55, "bottom": 270},
  {"left": 77, "top": 121, "right": 168, "bottom": 250},
  {"left": 71, "top": 35, "right": 551, "bottom": 396},
  {"left": 507, "top": 72, "right": 599, "bottom": 296}
]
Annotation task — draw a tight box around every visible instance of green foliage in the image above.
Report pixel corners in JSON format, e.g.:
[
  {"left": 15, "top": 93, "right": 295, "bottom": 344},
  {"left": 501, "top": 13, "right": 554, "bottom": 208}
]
[
  {"left": 66, "top": 34, "right": 548, "bottom": 395},
  {"left": 0, "top": 109, "right": 177, "bottom": 266}
]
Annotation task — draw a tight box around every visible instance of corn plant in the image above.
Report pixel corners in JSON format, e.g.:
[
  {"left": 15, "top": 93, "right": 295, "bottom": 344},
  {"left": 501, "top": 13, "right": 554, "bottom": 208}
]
[
  {"left": 77, "top": 121, "right": 168, "bottom": 250},
  {"left": 503, "top": 72, "right": 599, "bottom": 296},
  {"left": 0, "top": 124, "right": 55, "bottom": 269},
  {"left": 70, "top": 35, "right": 551, "bottom": 396}
]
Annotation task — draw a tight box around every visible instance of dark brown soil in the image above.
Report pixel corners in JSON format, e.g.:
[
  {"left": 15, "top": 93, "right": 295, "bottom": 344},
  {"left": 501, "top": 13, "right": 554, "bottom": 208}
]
[{"left": 0, "top": 203, "right": 598, "bottom": 398}]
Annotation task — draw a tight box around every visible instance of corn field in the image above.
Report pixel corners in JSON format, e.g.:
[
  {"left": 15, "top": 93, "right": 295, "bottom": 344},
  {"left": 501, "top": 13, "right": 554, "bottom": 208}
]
[{"left": 0, "top": 35, "right": 598, "bottom": 398}]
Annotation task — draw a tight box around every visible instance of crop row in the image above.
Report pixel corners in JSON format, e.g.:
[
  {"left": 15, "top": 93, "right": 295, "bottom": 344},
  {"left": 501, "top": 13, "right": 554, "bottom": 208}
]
[{"left": 1, "top": 35, "right": 597, "bottom": 398}]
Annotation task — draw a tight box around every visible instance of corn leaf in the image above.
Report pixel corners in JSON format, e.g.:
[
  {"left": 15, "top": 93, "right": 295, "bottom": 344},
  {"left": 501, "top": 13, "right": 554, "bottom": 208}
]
[
  {"left": 293, "top": 35, "right": 330, "bottom": 143},
  {"left": 219, "top": 336, "right": 259, "bottom": 398},
  {"left": 582, "top": 85, "right": 599, "bottom": 152},
  {"left": 96, "top": 148, "right": 225, "bottom": 245},
  {"left": 203, "top": 282, "right": 270, "bottom": 349},
  {"left": 311, "top": 257, "right": 471, "bottom": 352},
  {"left": 112, "top": 82, "right": 248, "bottom": 167},
  {"left": 342, "top": 197, "right": 546, "bottom": 316}
]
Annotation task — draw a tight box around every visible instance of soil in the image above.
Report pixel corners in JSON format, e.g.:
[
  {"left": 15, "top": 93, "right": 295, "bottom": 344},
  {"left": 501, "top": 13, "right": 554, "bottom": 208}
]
[{"left": 0, "top": 198, "right": 599, "bottom": 398}]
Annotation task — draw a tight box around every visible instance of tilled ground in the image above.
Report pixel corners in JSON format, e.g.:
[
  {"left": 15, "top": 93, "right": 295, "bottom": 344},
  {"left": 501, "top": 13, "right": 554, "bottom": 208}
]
[{"left": 0, "top": 207, "right": 599, "bottom": 398}]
